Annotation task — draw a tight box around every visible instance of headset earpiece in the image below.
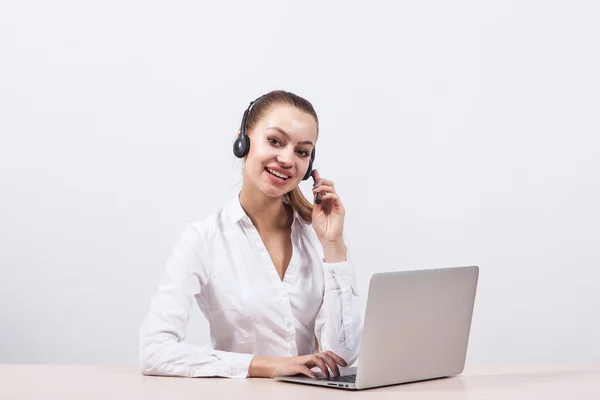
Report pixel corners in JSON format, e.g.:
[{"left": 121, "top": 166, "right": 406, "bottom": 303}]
[
  {"left": 233, "top": 101, "right": 254, "bottom": 158},
  {"left": 233, "top": 133, "right": 250, "bottom": 158}
]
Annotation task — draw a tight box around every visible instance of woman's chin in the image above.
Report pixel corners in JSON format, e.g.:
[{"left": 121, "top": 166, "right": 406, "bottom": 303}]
[
  {"left": 260, "top": 181, "right": 295, "bottom": 198},
  {"left": 261, "top": 186, "right": 285, "bottom": 197}
]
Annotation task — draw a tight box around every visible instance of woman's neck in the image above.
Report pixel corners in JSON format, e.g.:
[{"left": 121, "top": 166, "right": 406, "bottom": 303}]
[{"left": 238, "top": 184, "right": 292, "bottom": 232}]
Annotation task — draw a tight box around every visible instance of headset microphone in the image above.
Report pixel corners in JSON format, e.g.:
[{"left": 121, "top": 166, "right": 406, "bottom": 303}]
[{"left": 311, "top": 170, "right": 322, "bottom": 205}]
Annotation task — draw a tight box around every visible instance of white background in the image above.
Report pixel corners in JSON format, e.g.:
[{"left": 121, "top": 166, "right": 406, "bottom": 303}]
[{"left": 1, "top": 0, "right": 598, "bottom": 365}]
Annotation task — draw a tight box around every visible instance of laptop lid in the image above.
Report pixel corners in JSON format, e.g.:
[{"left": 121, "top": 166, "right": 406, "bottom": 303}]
[{"left": 354, "top": 266, "right": 479, "bottom": 389}]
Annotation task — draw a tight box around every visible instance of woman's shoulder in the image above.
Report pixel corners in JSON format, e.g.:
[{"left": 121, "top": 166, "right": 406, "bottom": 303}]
[{"left": 182, "top": 197, "right": 238, "bottom": 247}]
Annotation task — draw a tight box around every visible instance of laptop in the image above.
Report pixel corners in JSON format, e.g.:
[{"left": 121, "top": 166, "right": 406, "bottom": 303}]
[{"left": 274, "top": 265, "right": 479, "bottom": 390}]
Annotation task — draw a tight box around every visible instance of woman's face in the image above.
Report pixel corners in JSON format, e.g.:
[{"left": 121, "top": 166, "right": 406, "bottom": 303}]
[{"left": 243, "top": 104, "right": 318, "bottom": 198}]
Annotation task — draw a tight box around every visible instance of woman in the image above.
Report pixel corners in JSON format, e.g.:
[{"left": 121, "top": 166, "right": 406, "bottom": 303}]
[{"left": 139, "top": 90, "right": 362, "bottom": 379}]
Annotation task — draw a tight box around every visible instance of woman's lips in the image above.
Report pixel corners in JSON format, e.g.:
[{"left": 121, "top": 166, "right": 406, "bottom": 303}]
[{"left": 264, "top": 168, "right": 289, "bottom": 186}]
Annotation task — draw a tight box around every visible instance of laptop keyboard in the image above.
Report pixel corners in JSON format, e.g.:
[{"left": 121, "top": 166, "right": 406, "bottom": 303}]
[{"left": 320, "top": 374, "right": 357, "bottom": 383}]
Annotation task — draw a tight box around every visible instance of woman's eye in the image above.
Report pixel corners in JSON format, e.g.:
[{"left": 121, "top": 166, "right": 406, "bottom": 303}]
[{"left": 269, "top": 138, "right": 309, "bottom": 157}]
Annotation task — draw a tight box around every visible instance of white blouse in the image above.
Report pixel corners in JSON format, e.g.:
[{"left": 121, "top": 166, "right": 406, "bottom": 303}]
[{"left": 139, "top": 194, "right": 362, "bottom": 378}]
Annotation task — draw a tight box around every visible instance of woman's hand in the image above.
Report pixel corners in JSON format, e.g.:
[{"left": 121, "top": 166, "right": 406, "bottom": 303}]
[
  {"left": 311, "top": 169, "right": 346, "bottom": 252},
  {"left": 248, "top": 351, "right": 348, "bottom": 379}
]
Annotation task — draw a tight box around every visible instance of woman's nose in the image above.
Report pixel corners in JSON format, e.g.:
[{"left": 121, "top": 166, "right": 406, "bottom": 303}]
[
  {"left": 276, "top": 155, "right": 292, "bottom": 166},
  {"left": 276, "top": 147, "right": 294, "bottom": 165}
]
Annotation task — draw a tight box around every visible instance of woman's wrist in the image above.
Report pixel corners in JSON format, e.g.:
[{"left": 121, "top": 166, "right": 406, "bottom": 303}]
[
  {"left": 322, "top": 240, "right": 347, "bottom": 263},
  {"left": 248, "top": 356, "right": 272, "bottom": 378}
]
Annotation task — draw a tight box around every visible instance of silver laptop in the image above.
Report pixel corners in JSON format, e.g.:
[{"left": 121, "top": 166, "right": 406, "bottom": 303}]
[{"left": 274, "top": 266, "right": 479, "bottom": 390}]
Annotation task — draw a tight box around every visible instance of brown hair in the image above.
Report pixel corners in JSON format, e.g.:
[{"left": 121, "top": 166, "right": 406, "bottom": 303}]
[{"left": 241, "top": 90, "right": 319, "bottom": 223}]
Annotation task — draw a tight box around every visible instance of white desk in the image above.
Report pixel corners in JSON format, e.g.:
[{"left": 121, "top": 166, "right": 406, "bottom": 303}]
[{"left": 1, "top": 364, "right": 599, "bottom": 399}]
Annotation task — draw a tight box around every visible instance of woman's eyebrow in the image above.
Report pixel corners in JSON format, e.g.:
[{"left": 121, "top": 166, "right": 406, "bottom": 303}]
[{"left": 267, "top": 126, "right": 314, "bottom": 146}]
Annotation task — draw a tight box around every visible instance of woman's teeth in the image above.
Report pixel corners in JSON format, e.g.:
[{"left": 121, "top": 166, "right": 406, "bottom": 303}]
[{"left": 266, "top": 168, "right": 289, "bottom": 180}]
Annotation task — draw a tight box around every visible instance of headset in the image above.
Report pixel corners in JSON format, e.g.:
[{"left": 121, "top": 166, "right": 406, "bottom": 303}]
[{"left": 233, "top": 96, "right": 321, "bottom": 203}]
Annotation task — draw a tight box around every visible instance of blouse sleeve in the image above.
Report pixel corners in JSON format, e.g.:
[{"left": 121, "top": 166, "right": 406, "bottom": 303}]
[
  {"left": 139, "top": 224, "right": 254, "bottom": 378},
  {"left": 313, "top": 258, "right": 363, "bottom": 366}
]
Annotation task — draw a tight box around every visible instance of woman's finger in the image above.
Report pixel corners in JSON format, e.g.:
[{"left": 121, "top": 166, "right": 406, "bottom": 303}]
[
  {"left": 313, "top": 183, "right": 336, "bottom": 194},
  {"left": 313, "top": 183, "right": 335, "bottom": 209},
  {"left": 295, "top": 365, "right": 317, "bottom": 379},
  {"left": 310, "top": 354, "right": 330, "bottom": 378},
  {"left": 325, "top": 351, "right": 348, "bottom": 367},
  {"left": 317, "top": 179, "right": 334, "bottom": 188},
  {"left": 320, "top": 192, "right": 340, "bottom": 202},
  {"left": 318, "top": 353, "right": 340, "bottom": 377},
  {"left": 313, "top": 179, "right": 334, "bottom": 189}
]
